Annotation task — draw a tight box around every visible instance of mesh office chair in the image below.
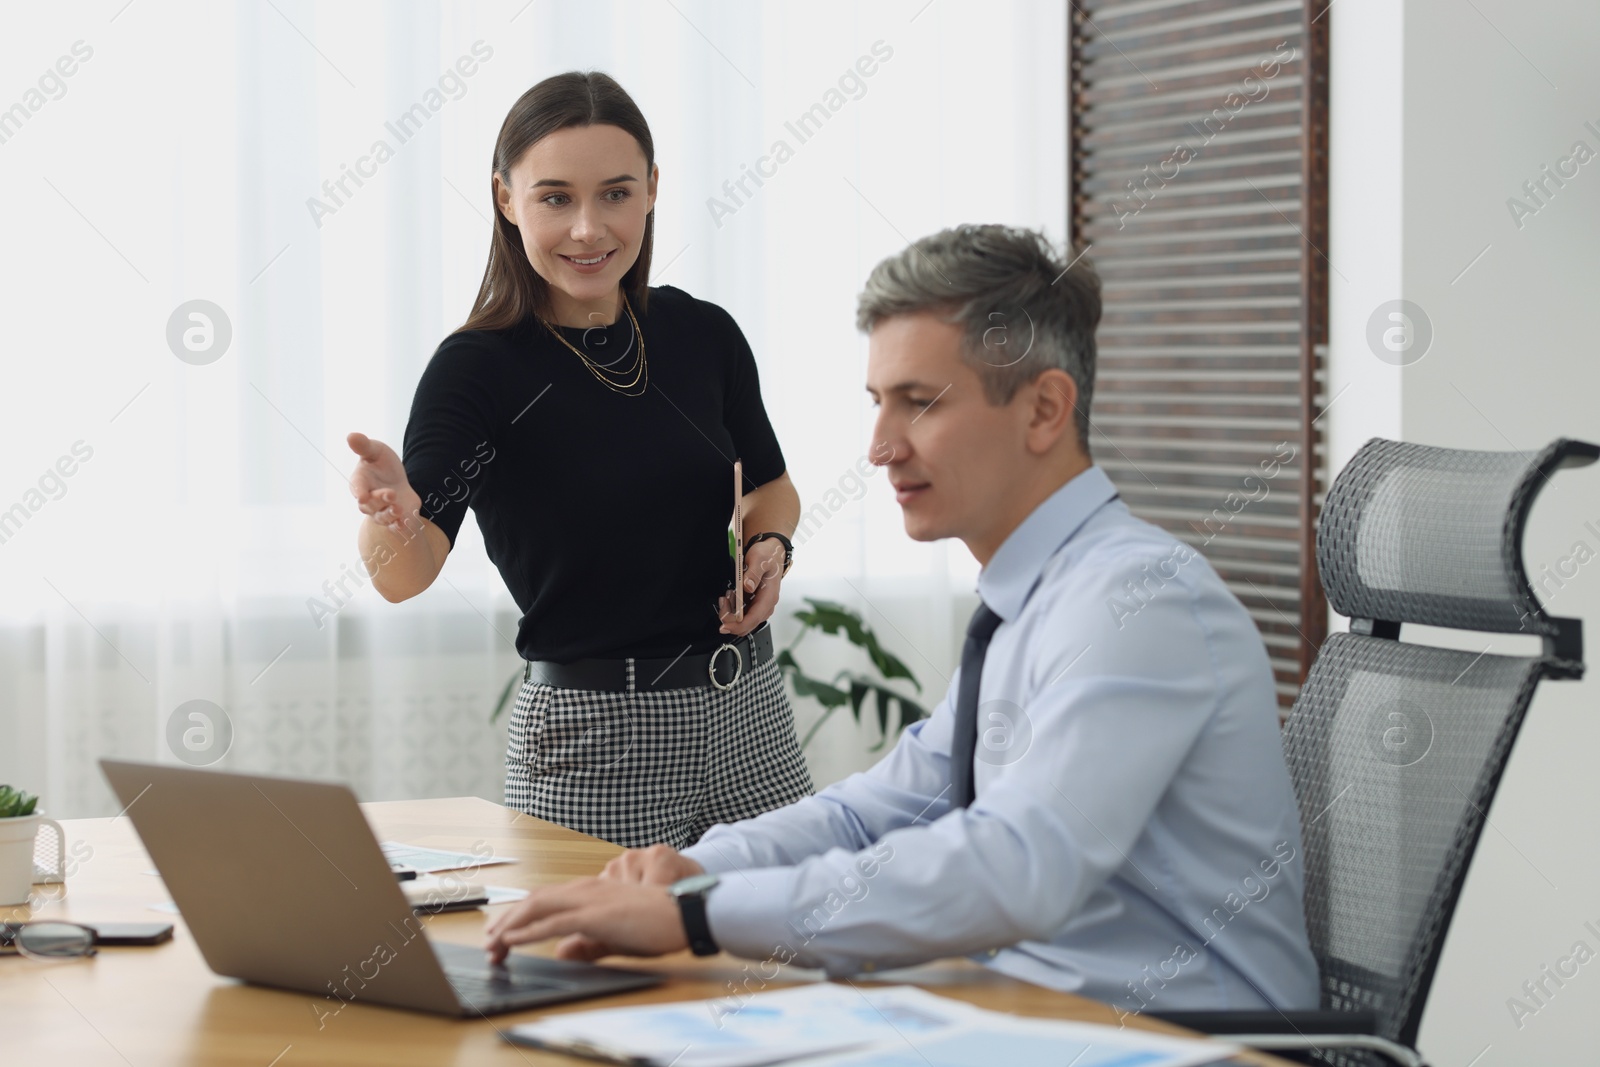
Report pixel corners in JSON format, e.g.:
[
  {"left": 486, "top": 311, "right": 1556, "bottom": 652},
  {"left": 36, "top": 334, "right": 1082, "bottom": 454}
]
[{"left": 1155, "top": 437, "right": 1597, "bottom": 1067}]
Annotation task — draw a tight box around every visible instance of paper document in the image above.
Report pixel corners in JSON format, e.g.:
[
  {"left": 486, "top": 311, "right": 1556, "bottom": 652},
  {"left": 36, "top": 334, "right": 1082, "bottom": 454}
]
[
  {"left": 504, "top": 984, "right": 1233, "bottom": 1067},
  {"left": 506, "top": 984, "right": 982, "bottom": 1067},
  {"left": 485, "top": 885, "right": 529, "bottom": 905},
  {"left": 379, "top": 841, "right": 514, "bottom": 873},
  {"left": 785, "top": 1014, "right": 1235, "bottom": 1067},
  {"left": 401, "top": 878, "right": 528, "bottom": 909}
]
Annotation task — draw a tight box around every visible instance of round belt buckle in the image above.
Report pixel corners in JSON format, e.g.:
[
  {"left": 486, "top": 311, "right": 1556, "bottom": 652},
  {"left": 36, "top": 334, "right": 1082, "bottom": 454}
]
[{"left": 709, "top": 642, "right": 744, "bottom": 690}]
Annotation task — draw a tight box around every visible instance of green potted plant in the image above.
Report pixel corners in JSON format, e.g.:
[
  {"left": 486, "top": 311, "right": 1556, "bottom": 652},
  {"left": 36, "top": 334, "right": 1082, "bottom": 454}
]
[{"left": 0, "top": 786, "right": 39, "bottom": 818}]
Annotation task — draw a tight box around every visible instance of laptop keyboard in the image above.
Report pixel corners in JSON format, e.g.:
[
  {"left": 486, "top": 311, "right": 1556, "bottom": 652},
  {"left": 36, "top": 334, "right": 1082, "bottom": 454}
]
[{"left": 444, "top": 964, "right": 570, "bottom": 1003}]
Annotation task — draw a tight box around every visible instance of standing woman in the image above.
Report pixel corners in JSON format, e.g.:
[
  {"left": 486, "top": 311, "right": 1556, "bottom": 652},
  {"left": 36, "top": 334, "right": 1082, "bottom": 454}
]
[{"left": 345, "top": 71, "right": 813, "bottom": 849}]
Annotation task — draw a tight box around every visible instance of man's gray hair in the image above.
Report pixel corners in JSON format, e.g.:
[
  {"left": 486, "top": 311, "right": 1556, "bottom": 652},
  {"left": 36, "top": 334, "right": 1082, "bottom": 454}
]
[{"left": 855, "top": 224, "right": 1101, "bottom": 451}]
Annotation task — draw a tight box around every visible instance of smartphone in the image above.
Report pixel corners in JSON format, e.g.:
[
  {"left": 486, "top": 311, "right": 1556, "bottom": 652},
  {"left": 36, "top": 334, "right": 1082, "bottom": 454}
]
[
  {"left": 733, "top": 459, "right": 744, "bottom": 621},
  {"left": 88, "top": 922, "right": 175, "bottom": 946}
]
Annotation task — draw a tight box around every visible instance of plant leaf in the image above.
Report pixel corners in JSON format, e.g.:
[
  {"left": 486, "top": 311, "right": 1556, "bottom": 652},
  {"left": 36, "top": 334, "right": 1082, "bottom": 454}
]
[
  {"left": 788, "top": 669, "right": 850, "bottom": 709},
  {"left": 862, "top": 636, "right": 919, "bottom": 691},
  {"left": 793, "top": 599, "right": 861, "bottom": 641},
  {"left": 488, "top": 668, "right": 522, "bottom": 724},
  {"left": 848, "top": 679, "right": 870, "bottom": 723},
  {"left": 785, "top": 598, "right": 928, "bottom": 751},
  {"left": 797, "top": 598, "right": 921, "bottom": 694},
  {"left": 0, "top": 785, "right": 34, "bottom": 818}
]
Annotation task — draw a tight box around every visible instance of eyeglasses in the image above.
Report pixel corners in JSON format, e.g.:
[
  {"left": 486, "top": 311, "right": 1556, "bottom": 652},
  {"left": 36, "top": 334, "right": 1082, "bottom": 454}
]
[{"left": 0, "top": 922, "right": 98, "bottom": 960}]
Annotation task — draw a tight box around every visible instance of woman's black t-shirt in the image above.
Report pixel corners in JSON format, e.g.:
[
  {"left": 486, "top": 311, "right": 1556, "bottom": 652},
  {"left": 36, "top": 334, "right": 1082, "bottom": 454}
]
[{"left": 401, "top": 285, "right": 786, "bottom": 663}]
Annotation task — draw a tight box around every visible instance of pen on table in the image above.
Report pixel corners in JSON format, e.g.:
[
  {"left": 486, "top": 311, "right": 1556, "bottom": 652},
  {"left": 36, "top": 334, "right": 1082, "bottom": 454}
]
[
  {"left": 510, "top": 1034, "right": 657, "bottom": 1066},
  {"left": 391, "top": 863, "right": 419, "bottom": 881}
]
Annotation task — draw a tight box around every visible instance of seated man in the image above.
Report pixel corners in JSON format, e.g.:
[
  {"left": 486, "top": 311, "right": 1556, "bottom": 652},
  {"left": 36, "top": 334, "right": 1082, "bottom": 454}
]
[{"left": 486, "top": 223, "right": 1320, "bottom": 1017}]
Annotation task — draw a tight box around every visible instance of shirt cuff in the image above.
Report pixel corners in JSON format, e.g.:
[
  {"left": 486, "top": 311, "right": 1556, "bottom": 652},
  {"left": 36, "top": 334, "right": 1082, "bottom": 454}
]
[
  {"left": 681, "top": 830, "right": 750, "bottom": 875},
  {"left": 703, "top": 866, "right": 801, "bottom": 960}
]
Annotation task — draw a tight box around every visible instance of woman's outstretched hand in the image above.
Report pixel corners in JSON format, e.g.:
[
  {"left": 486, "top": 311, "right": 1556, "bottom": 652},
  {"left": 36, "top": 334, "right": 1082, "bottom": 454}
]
[{"left": 347, "top": 432, "right": 422, "bottom": 534}]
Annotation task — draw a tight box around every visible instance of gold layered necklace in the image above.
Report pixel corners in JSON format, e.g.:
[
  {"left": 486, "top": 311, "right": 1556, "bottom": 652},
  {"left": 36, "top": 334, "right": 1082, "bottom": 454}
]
[{"left": 538, "top": 293, "right": 648, "bottom": 396}]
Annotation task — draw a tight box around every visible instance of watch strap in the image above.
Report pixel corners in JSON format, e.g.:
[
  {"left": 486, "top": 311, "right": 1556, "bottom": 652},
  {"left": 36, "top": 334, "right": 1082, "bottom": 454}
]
[
  {"left": 745, "top": 531, "right": 794, "bottom": 577},
  {"left": 677, "top": 890, "right": 719, "bottom": 956}
]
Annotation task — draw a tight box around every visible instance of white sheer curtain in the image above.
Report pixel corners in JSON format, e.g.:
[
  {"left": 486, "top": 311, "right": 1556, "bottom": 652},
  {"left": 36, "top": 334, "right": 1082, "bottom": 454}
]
[{"left": 0, "top": 0, "right": 1065, "bottom": 817}]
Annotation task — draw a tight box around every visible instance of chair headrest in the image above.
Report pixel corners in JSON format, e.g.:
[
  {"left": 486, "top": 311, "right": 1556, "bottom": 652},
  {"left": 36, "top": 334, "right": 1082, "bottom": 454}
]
[{"left": 1316, "top": 437, "right": 1597, "bottom": 637}]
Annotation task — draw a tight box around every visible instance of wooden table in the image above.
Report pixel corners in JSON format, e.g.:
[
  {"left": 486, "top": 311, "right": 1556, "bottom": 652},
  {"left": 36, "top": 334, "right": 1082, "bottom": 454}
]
[{"left": 0, "top": 796, "right": 1294, "bottom": 1065}]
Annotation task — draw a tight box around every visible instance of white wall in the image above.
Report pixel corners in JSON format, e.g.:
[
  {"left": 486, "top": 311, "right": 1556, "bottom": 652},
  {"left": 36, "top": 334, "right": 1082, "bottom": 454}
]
[{"left": 1328, "top": 2, "right": 1600, "bottom": 1062}]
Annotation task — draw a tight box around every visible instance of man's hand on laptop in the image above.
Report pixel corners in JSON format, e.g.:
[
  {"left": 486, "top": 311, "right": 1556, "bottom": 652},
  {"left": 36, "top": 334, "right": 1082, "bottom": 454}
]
[
  {"left": 483, "top": 875, "right": 694, "bottom": 965},
  {"left": 482, "top": 845, "right": 704, "bottom": 963},
  {"left": 599, "top": 844, "right": 705, "bottom": 885}
]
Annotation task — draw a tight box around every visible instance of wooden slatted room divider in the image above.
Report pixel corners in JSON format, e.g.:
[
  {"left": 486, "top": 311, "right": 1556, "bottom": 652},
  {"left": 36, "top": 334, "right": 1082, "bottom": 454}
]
[{"left": 1068, "top": 0, "right": 1332, "bottom": 704}]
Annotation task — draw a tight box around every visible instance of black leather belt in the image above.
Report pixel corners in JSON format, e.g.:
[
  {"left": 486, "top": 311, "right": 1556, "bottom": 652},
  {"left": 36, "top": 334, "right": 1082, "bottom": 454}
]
[{"left": 522, "top": 623, "right": 774, "bottom": 693}]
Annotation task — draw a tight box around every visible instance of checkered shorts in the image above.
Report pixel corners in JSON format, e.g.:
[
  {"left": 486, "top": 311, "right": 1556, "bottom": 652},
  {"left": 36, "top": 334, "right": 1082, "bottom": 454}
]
[{"left": 503, "top": 652, "right": 815, "bottom": 849}]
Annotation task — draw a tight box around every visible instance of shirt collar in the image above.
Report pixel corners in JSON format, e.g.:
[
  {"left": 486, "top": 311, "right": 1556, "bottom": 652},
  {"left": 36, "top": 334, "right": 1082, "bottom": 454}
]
[{"left": 977, "top": 465, "right": 1120, "bottom": 621}]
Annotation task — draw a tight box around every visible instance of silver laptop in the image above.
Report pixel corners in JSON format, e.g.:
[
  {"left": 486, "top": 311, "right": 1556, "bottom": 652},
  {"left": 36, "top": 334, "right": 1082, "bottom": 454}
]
[{"left": 100, "top": 759, "right": 661, "bottom": 1016}]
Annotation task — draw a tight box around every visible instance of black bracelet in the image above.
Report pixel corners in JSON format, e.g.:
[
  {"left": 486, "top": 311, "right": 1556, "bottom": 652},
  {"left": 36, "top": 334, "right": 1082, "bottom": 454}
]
[{"left": 744, "top": 531, "right": 794, "bottom": 577}]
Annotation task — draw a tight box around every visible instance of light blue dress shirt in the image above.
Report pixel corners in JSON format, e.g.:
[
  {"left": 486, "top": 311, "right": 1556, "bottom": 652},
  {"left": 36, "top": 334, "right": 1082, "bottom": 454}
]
[{"left": 683, "top": 465, "right": 1320, "bottom": 1015}]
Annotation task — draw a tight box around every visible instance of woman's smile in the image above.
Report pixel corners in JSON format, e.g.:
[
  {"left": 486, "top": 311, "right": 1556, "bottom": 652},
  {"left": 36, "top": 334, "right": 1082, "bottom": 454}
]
[{"left": 559, "top": 248, "right": 618, "bottom": 274}]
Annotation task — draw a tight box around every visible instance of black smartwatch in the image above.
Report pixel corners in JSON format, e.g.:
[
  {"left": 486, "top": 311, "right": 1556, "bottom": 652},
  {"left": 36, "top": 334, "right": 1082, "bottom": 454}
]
[
  {"left": 669, "top": 873, "right": 722, "bottom": 956},
  {"left": 744, "top": 531, "right": 794, "bottom": 577}
]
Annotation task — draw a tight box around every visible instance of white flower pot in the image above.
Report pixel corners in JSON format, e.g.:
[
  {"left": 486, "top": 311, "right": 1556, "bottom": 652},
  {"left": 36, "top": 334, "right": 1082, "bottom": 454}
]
[{"left": 0, "top": 812, "right": 55, "bottom": 906}]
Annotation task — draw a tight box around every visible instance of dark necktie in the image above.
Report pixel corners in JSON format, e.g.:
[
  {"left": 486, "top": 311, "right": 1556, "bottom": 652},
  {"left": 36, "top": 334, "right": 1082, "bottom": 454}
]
[{"left": 950, "top": 601, "right": 1003, "bottom": 808}]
